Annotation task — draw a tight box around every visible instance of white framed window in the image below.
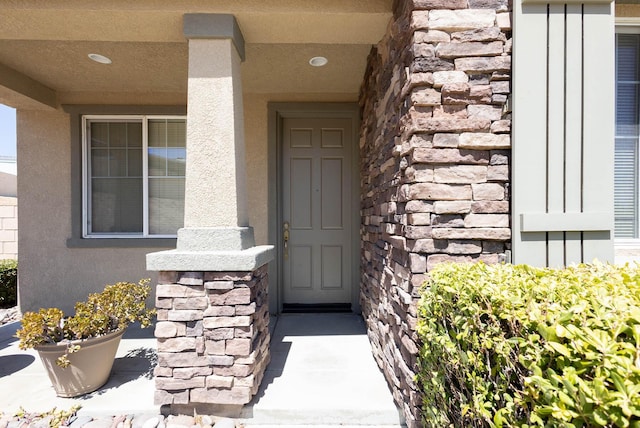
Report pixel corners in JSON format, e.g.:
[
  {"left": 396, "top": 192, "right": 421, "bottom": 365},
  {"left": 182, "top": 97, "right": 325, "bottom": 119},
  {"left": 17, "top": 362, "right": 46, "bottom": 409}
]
[
  {"left": 82, "top": 115, "right": 186, "bottom": 238},
  {"left": 615, "top": 27, "right": 640, "bottom": 244}
]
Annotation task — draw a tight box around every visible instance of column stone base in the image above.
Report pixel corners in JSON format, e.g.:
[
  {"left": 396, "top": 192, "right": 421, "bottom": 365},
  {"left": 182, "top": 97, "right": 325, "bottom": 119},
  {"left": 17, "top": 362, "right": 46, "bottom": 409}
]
[
  {"left": 153, "top": 265, "right": 270, "bottom": 408},
  {"left": 148, "top": 226, "right": 274, "bottom": 409}
]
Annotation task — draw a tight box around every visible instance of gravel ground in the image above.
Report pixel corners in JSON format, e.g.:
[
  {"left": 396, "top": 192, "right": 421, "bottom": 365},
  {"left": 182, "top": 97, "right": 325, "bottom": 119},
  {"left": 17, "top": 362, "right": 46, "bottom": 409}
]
[
  {"left": 0, "top": 306, "right": 20, "bottom": 327},
  {"left": 0, "top": 411, "right": 244, "bottom": 428}
]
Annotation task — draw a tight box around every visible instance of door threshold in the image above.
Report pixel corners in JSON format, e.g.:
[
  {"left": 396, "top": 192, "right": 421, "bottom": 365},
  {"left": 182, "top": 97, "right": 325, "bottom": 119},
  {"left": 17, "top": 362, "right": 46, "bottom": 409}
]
[{"left": 282, "top": 303, "right": 352, "bottom": 313}]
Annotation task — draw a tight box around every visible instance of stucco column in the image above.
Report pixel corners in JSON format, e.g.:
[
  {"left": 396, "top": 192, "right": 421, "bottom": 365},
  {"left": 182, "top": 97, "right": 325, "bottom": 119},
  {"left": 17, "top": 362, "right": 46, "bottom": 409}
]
[
  {"left": 184, "top": 37, "right": 248, "bottom": 230},
  {"left": 173, "top": 13, "right": 255, "bottom": 253},
  {"left": 147, "top": 13, "right": 273, "bottom": 273}
]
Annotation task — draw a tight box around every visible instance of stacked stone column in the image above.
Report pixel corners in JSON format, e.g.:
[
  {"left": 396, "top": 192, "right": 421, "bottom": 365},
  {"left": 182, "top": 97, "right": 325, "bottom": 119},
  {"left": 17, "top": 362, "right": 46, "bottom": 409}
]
[
  {"left": 359, "top": 1, "right": 512, "bottom": 426},
  {"left": 154, "top": 267, "right": 270, "bottom": 406},
  {"left": 147, "top": 14, "right": 273, "bottom": 412}
]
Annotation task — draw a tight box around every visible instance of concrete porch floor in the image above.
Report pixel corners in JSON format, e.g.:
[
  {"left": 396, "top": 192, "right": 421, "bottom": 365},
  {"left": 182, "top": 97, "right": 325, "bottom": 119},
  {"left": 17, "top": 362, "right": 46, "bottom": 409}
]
[{"left": 0, "top": 313, "right": 404, "bottom": 426}]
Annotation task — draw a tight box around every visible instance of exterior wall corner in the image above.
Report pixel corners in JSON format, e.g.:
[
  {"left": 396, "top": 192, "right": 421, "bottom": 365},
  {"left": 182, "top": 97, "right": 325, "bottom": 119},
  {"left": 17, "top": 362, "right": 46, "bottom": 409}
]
[{"left": 359, "top": 0, "right": 512, "bottom": 425}]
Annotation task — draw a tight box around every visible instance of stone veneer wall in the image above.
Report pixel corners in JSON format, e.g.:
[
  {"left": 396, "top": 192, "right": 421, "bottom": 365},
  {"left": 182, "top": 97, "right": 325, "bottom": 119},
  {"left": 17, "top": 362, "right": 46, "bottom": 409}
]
[
  {"left": 359, "top": 0, "right": 512, "bottom": 426},
  {"left": 153, "top": 266, "right": 270, "bottom": 409}
]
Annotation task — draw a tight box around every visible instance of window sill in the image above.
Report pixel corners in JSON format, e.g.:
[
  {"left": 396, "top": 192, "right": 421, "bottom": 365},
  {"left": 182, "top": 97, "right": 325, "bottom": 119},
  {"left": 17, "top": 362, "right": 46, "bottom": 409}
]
[
  {"left": 66, "top": 237, "right": 177, "bottom": 249},
  {"left": 614, "top": 240, "right": 640, "bottom": 264}
]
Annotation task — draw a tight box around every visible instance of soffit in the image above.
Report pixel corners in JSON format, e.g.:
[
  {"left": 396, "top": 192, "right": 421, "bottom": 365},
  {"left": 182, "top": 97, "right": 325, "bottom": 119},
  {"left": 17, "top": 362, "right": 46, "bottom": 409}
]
[
  {"left": 0, "top": 41, "right": 371, "bottom": 96},
  {"left": 0, "top": 41, "right": 188, "bottom": 94},
  {"left": 0, "top": 1, "right": 392, "bottom": 108}
]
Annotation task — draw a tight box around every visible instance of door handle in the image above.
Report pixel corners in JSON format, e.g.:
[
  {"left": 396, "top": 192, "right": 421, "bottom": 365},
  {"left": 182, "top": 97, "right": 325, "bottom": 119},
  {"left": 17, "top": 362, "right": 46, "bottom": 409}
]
[{"left": 283, "top": 222, "right": 290, "bottom": 260}]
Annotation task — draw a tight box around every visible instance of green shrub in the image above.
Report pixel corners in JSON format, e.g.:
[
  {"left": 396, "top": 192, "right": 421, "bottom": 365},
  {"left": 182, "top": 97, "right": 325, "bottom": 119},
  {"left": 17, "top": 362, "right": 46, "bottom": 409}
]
[
  {"left": 0, "top": 258, "right": 17, "bottom": 308},
  {"left": 417, "top": 262, "right": 640, "bottom": 428}
]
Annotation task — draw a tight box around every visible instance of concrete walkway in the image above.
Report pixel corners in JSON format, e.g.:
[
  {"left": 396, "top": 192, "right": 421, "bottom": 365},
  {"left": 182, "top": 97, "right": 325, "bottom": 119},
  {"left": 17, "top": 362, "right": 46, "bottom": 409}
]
[
  {"left": 243, "top": 313, "right": 404, "bottom": 425},
  {"left": 0, "top": 313, "right": 404, "bottom": 426},
  {"left": 0, "top": 321, "right": 157, "bottom": 416}
]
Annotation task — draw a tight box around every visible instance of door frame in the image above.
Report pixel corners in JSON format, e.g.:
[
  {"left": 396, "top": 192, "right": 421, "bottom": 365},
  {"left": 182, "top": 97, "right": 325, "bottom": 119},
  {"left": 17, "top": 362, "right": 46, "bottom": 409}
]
[{"left": 267, "top": 103, "right": 361, "bottom": 313}]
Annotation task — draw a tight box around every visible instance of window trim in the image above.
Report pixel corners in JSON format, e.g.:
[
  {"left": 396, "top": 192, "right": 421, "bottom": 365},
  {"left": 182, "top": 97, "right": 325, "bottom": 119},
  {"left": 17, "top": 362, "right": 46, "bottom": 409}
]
[
  {"left": 617, "top": 19, "right": 640, "bottom": 30},
  {"left": 81, "top": 113, "right": 186, "bottom": 239},
  {"left": 64, "top": 105, "right": 185, "bottom": 248}
]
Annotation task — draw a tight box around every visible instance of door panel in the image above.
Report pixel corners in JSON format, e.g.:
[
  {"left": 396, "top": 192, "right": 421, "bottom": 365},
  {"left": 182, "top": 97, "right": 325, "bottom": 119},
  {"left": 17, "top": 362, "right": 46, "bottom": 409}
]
[
  {"left": 290, "top": 158, "right": 312, "bottom": 229},
  {"left": 282, "top": 117, "right": 352, "bottom": 304},
  {"left": 321, "top": 245, "right": 342, "bottom": 289},
  {"left": 290, "top": 245, "right": 313, "bottom": 289},
  {"left": 321, "top": 158, "right": 343, "bottom": 229}
]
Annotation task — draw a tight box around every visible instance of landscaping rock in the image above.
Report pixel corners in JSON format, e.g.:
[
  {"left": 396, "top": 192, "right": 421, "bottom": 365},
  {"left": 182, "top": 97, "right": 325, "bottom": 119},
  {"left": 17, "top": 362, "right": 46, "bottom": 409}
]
[
  {"left": 0, "top": 306, "right": 20, "bottom": 327},
  {"left": 212, "top": 419, "right": 235, "bottom": 428},
  {"left": 0, "top": 413, "right": 243, "bottom": 428},
  {"left": 139, "top": 416, "right": 161, "bottom": 428},
  {"left": 83, "top": 418, "right": 115, "bottom": 428},
  {"left": 29, "top": 416, "right": 52, "bottom": 428},
  {"left": 165, "top": 414, "right": 194, "bottom": 428},
  {"left": 69, "top": 416, "right": 94, "bottom": 428}
]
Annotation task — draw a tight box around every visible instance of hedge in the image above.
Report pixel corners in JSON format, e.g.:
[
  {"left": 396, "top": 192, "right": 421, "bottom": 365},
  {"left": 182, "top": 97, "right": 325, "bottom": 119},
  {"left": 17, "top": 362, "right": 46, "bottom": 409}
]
[
  {"left": 417, "top": 262, "right": 640, "bottom": 428},
  {"left": 0, "top": 259, "right": 17, "bottom": 308}
]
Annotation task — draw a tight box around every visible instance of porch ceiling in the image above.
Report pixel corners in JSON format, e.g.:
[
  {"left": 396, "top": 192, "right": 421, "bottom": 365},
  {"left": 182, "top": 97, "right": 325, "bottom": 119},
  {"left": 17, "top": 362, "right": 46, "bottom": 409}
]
[{"left": 0, "top": 0, "right": 392, "bottom": 109}]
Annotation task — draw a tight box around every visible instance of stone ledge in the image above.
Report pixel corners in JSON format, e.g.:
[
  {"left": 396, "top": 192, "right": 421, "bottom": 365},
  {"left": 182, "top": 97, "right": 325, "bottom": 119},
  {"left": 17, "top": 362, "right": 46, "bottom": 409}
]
[{"left": 146, "top": 246, "right": 274, "bottom": 272}]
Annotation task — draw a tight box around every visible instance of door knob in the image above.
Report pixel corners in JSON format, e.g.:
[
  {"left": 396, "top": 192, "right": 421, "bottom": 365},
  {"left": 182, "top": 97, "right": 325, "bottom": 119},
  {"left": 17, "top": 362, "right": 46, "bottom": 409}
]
[{"left": 283, "top": 222, "right": 290, "bottom": 260}]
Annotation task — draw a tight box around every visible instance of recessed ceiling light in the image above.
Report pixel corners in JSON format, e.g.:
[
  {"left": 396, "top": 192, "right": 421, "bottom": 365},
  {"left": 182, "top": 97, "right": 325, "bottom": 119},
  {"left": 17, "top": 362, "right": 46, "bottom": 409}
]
[
  {"left": 309, "top": 56, "right": 328, "bottom": 67},
  {"left": 88, "top": 53, "right": 112, "bottom": 64}
]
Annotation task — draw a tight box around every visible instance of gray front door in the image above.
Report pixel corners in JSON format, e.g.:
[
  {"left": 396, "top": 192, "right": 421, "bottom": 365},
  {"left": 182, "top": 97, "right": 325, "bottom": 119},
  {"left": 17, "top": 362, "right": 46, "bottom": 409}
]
[{"left": 281, "top": 117, "right": 353, "bottom": 304}]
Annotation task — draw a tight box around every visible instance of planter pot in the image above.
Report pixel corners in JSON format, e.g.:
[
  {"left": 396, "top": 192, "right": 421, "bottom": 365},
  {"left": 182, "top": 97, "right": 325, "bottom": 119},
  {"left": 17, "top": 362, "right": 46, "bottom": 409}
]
[{"left": 35, "top": 328, "right": 125, "bottom": 397}]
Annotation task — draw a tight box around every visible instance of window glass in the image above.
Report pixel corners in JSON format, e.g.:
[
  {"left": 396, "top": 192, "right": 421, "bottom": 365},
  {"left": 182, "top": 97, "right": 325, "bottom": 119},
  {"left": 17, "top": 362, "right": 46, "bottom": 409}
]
[
  {"left": 148, "top": 148, "right": 167, "bottom": 177},
  {"left": 148, "top": 120, "right": 166, "bottom": 148},
  {"left": 167, "top": 120, "right": 186, "bottom": 147},
  {"left": 149, "top": 178, "right": 185, "bottom": 235},
  {"left": 91, "top": 178, "right": 143, "bottom": 233},
  {"left": 127, "top": 122, "right": 142, "bottom": 147},
  {"left": 616, "top": 33, "right": 640, "bottom": 238},
  {"left": 90, "top": 123, "right": 108, "bottom": 148},
  {"left": 128, "top": 149, "right": 142, "bottom": 177},
  {"left": 109, "top": 123, "right": 127, "bottom": 147},
  {"left": 167, "top": 148, "right": 186, "bottom": 176},
  {"left": 147, "top": 119, "right": 186, "bottom": 235},
  {"left": 85, "top": 117, "right": 186, "bottom": 237},
  {"left": 615, "top": 138, "right": 637, "bottom": 237},
  {"left": 91, "top": 149, "right": 109, "bottom": 177}
]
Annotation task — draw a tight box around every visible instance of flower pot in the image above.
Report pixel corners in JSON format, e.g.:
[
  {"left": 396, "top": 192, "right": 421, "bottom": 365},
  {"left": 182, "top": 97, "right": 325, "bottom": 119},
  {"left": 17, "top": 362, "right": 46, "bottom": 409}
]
[{"left": 35, "top": 328, "right": 125, "bottom": 397}]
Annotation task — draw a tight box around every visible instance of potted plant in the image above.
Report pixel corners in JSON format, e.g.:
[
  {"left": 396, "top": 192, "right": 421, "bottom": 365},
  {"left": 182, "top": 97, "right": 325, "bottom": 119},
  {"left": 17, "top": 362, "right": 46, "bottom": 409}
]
[{"left": 16, "top": 279, "right": 156, "bottom": 397}]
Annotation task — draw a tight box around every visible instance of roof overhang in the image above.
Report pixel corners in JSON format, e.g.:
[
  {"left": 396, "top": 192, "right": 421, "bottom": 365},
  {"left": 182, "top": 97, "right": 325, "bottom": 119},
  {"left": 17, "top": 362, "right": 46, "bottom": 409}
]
[{"left": 0, "top": 0, "right": 393, "bottom": 109}]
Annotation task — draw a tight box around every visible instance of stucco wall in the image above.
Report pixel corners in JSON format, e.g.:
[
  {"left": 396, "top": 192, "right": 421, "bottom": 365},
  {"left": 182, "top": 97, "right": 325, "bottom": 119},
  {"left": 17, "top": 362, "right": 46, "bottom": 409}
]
[{"left": 17, "top": 110, "right": 165, "bottom": 313}]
